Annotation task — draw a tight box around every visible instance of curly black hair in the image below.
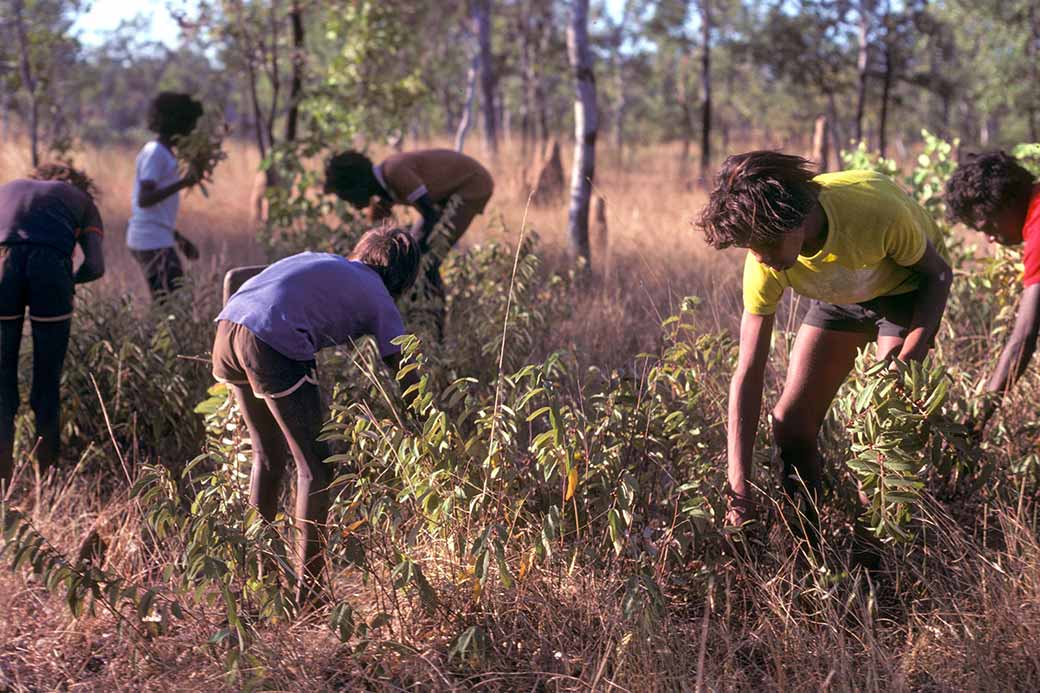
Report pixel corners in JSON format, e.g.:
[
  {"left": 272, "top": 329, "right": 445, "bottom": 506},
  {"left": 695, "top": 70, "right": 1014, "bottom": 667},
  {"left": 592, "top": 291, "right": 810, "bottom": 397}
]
[
  {"left": 944, "top": 151, "right": 1035, "bottom": 228},
  {"left": 147, "top": 92, "right": 203, "bottom": 138},
  {"left": 697, "top": 151, "right": 821, "bottom": 249},
  {"left": 29, "top": 162, "right": 99, "bottom": 200},
  {"left": 324, "top": 150, "right": 380, "bottom": 207}
]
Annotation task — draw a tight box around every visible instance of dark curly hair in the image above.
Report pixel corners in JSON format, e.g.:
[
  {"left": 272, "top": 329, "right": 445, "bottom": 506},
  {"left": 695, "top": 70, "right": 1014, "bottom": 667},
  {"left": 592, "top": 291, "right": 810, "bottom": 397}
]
[
  {"left": 324, "top": 150, "right": 379, "bottom": 207},
  {"left": 698, "top": 151, "right": 821, "bottom": 249},
  {"left": 147, "top": 92, "right": 203, "bottom": 138},
  {"left": 29, "top": 162, "right": 99, "bottom": 200},
  {"left": 350, "top": 226, "right": 421, "bottom": 298},
  {"left": 944, "top": 151, "right": 1035, "bottom": 228}
]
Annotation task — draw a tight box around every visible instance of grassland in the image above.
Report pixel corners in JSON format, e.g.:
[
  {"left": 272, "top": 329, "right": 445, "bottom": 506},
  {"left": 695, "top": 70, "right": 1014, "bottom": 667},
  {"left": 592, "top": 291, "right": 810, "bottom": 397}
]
[{"left": 0, "top": 134, "right": 1038, "bottom": 692}]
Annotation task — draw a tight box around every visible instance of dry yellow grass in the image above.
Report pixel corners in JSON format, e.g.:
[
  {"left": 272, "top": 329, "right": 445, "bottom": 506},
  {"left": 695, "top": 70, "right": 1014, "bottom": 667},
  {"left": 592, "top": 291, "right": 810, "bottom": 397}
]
[
  {"left": 5, "top": 134, "right": 1038, "bottom": 692},
  {"left": 2, "top": 133, "right": 748, "bottom": 364}
]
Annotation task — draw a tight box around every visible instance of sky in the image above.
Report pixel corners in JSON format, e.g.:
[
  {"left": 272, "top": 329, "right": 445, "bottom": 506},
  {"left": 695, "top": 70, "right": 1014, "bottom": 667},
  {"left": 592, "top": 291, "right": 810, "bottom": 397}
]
[
  {"left": 74, "top": 0, "right": 632, "bottom": 48},
  {"left": 73, "top": 0, "right": 193, "bottom": 47}
]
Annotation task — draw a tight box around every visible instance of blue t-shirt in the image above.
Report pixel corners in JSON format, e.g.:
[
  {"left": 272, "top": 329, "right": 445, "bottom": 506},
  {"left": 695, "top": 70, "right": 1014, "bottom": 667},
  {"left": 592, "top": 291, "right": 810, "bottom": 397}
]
[{"left": 218, "top": 252, "right": 405, "bottom": 361}]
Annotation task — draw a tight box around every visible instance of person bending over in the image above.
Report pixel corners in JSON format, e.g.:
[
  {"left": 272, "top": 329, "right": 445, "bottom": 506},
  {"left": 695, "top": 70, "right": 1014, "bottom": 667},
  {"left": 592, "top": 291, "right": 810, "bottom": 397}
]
[
  {"left": 945, "top": 151, "right": 1040, "bottom": 435},
  {"left": 698, "top": 152, "right": 952, "bottom": 532},
  {"left": 214, "top": 227, "right": 420, "bottom": 606},
  {"left": 126, "top": 91, "right": 203, "bottom": 301},
  {"left": 0, "top": 164, "right": 105, "bottom": 489},
  {"left": 323, "top": 148, "right": 494, "bottom": 338}
]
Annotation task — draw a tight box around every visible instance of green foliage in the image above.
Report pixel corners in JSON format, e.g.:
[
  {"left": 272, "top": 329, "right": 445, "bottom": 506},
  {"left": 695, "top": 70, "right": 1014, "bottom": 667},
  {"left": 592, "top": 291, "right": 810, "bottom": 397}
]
[
  {"left": 50, "top": 283, "right": 215, "bottom": 472},
  {"left": 839, "top": 355, "right": 972, "bottom": 542},
  {"left": 842, "top": 130, "right": 959, "bottom": 232},
  {"left": 1012, "top": 143, "right": 1040, "bottom": 176},
  {"left": 172, "top": 106, "right": 229, "bottom": 197}
]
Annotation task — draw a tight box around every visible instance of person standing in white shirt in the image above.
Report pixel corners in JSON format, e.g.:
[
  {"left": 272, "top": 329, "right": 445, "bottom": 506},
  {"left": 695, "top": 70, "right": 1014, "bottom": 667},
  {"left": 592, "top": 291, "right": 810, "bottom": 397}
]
[{"left": 127, "top": 92, "right": 203, "bottom": 300}]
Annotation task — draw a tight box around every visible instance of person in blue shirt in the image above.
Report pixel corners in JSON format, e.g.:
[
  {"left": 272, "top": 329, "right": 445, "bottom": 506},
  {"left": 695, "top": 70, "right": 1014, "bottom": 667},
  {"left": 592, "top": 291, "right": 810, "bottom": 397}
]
[{"left": 214, "top": 226, "right": 420, "bottom": 607}]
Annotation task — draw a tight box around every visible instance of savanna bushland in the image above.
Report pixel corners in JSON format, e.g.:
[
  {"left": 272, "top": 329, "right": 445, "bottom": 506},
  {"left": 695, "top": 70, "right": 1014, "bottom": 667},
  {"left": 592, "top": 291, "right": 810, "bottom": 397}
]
[{"left": 1, "top": 1, "right": 1040, "bottom": 690}]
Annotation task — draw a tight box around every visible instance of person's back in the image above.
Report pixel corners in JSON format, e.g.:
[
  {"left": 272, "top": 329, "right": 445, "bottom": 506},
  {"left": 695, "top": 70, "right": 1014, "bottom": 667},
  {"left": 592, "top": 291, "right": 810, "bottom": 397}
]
[
  {"left": 0, "top": 167, "right": 105, "bottom": 489},
  {"left": 0, "top": 179, "right": 101, "bottom": 256},
  {"left": 377, "top": 148, "right": 493, "bottom": 206},
  {"left": 219, "top": 251, "right": 404, "bottom": 362}
]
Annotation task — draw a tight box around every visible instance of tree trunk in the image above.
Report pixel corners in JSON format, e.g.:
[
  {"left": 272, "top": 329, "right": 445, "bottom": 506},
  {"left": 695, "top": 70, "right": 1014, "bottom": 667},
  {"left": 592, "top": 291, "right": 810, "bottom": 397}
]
[
  {"left": 473, "top": 0, "right": 497, "bottom": 156},
  {"left": 567, "top": 0, "right": 597, "bottom": 267},
  {"left": 826, "top": 92, "right": 844, "bottom": 162},
  {"left": 878, "top": 43, "right": 893, "bottom": 158},
  {"left": 854, "top": 9, "right": 870, "bottom": 145},
  {"left": 284, "top": 0, "right": 305, "bottom": 143},
  {"left": 519, "top": 8, "right": 533, "bottom": 156},
  {"left": 13, "top": 0, "right": 39, "bottom": 167},
  {"left": 699, "top": 0, "right": 712, "bottom": 182},
  {"left": 455, "top": 50, "right": 479, "bottom": 152},
  {"left": 676, "top": 53, "right": 693, "bottom": 179},
  {"left": 812, "top": 114, "right": 830, "bottom": 172},
  {"left": 1028, "top": 5, "right": 1039, "bottom": 142}
]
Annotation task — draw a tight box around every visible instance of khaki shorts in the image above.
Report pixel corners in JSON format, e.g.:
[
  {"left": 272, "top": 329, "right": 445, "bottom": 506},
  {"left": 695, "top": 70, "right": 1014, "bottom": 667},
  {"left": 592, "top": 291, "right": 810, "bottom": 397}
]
[{"left": 212, "top": 320, "right": 317, "bottom": 399}]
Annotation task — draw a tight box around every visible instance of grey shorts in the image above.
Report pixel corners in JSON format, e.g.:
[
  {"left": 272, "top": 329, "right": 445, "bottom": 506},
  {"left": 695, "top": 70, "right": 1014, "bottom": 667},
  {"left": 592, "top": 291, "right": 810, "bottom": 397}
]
[{"left": 803, "top": 291, "right": 920, "bottom": 340}]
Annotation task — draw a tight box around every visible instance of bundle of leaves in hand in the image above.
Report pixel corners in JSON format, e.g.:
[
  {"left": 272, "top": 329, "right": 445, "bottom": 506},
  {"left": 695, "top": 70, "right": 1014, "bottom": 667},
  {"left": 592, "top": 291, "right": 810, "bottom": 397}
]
[
  {"left": 172, "top": 109, "right": 229, "bottom": 198},
  {"left": 839, "top": 354, "right": 972, "bottom": 542}
]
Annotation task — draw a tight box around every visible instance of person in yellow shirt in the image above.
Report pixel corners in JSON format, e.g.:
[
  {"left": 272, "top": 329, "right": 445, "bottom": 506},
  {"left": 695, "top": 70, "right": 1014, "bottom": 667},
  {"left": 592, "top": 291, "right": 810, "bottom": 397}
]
[{"left": 698, "top": 151, "right": 952, "bottom": 534}]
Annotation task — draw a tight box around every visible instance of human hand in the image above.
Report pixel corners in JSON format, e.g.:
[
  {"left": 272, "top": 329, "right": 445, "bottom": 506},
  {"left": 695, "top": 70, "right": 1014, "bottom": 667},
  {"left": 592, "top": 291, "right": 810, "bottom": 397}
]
[
  {"left": 175, "top": 231, "right": 200, "bottom": 261},
  {"left": 366, "top": 198, "right": 393, "bottom": 223}
]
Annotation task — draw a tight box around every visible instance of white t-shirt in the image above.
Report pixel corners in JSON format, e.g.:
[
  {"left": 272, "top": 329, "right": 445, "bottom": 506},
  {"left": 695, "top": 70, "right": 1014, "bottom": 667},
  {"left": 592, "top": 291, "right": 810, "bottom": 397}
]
[{"left": 126, "top": 141, "right": 180, "bottom": 250}]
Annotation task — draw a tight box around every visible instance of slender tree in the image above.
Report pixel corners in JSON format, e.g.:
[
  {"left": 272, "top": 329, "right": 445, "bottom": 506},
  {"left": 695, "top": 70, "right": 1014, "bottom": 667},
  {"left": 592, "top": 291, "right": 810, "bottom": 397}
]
[
  {"left": 13, "top": 0, "right": 40, "bottom": 166},
  {"left": 698, "top": 0, "right": 712, "bottom": 181},
  {"left": 473, "top": 0, "right": 497, "bottom": 155},
  {"left": 455, "top": 48, "right": 479, "bottom": 152},
  {"left": 566, "top": 0, "right": 597, "bottom": 267}
]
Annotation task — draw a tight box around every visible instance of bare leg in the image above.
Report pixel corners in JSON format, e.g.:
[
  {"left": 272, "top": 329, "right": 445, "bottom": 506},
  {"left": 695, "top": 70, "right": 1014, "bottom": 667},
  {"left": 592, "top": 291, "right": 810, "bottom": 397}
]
[
  {"left": 29, "top": 318, "right": 70, "bottom": 474},
  {"left": 0, "top": 317, "right": 23, "bottom": 487},
  {"left": 772, "top": 325, "right": 871, "bottom": 545},
  {"left": 230, "top": 385, "right": 289, "bottom": 522},
  {"left": 264, "top": 383, "right": 332, "bottom": 606}
]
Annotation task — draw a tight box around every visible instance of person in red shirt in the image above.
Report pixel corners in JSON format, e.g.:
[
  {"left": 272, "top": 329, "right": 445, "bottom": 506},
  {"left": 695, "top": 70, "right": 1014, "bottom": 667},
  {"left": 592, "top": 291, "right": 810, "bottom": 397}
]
[{"left": 945, "top": 151, "right": 1040, "bottom": 433}]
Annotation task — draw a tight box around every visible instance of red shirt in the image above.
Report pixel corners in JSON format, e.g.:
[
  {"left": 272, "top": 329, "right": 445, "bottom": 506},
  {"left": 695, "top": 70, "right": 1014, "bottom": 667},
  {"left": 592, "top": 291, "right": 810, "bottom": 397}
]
[{"left": 1024, "top": 184, "right": 1040, "bottom": 288}]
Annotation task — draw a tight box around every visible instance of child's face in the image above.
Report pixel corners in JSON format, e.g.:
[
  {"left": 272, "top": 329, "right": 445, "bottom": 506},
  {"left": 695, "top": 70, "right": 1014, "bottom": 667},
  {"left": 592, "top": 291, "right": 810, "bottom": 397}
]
[
  {"left": 974, "top": 205, "right": 1027, "bottom": 246},
  {"left": 750, "top": 227, "right": 805, "bottom": 271}
]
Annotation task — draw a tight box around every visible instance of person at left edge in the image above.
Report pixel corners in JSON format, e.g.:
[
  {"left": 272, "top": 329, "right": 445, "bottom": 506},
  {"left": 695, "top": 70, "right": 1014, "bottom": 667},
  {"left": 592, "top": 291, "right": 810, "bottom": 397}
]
[{"left": 0, "top": 164, "right": 106, "bottom": 489}]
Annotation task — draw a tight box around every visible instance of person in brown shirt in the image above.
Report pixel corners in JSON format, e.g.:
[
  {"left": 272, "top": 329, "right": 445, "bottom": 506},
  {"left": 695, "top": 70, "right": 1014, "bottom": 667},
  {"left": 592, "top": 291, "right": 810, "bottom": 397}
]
[
  {"left": 323, "top": 149, "right": 494, "bottom": 338},
  {"left": 0, "top": 164, "right": 105, "bottom": 488}
]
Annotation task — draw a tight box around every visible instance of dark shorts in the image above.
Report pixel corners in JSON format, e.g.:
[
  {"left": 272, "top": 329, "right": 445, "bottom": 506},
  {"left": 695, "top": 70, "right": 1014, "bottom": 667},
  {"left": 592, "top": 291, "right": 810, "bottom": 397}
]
[
  {"left": 0, "top": 244, "right": 74, "bottom": 322},
  {"left": 803, "top": 291, "right": 919, "bottom": 339},
  {"left": 212, "top": 320, "right": 317, "bottom": 399},
  {"left": 130, "top": 247, "right": 184, "bottom": 298}
]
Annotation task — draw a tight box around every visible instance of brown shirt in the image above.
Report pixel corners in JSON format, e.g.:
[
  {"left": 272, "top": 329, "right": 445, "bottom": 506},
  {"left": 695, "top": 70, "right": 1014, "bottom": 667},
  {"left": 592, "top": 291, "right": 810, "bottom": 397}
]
[{"left": 375, "top": 149, "right": 493, "bottom": 205}]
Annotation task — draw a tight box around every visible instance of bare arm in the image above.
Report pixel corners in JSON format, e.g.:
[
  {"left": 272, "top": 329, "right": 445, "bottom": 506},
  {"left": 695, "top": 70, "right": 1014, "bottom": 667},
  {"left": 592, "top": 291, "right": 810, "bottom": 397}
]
[
  {"left": 138, "top": 175, "right": 197, "bottom": 209},
  {"left": 411, "top": 193, "right": 441, "bottom": 251},
  {"left": 899, "top": 240, "right": 953, "bottom": 362},
  {"left": 73, "top": 232, "right": 105, "bottom": 284},
  {"left": 978, "top": 284, "right": 1040, "bottom": 426},
  {"left": 222, "top": 265, "right": 268, "bottom": 305},
  {"left": 727, "top": 311, "right": 774, "bottom": 514}
]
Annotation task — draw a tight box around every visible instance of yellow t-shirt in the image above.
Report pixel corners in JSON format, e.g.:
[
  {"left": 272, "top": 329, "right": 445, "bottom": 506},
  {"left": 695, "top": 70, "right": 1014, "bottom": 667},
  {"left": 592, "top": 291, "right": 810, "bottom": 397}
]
[{"left": 742, "top": 170, "right": 946, "bottom": 316}]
